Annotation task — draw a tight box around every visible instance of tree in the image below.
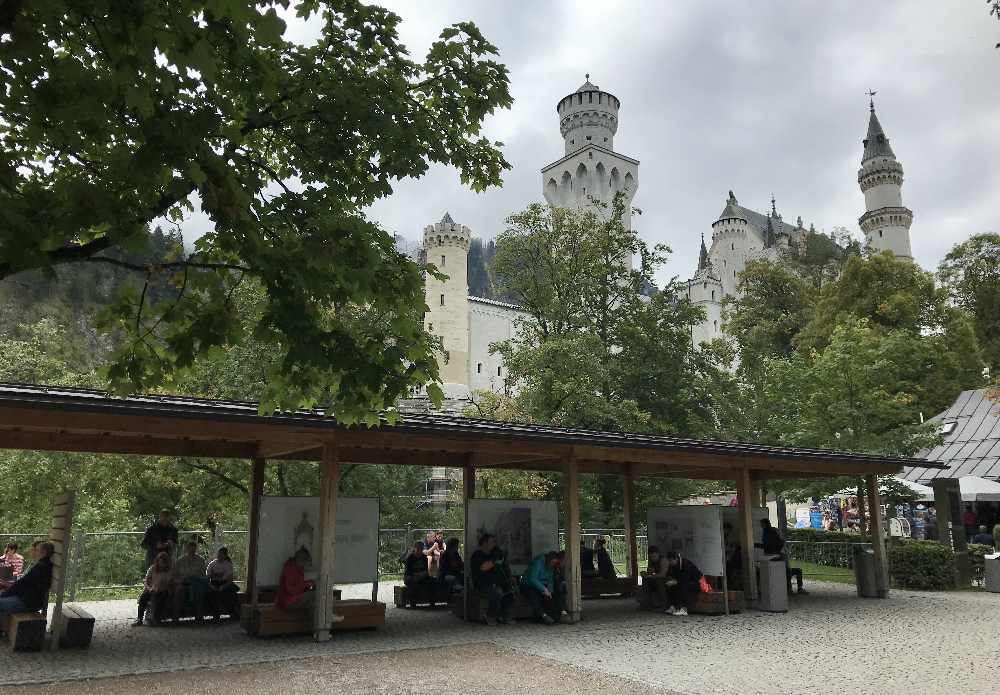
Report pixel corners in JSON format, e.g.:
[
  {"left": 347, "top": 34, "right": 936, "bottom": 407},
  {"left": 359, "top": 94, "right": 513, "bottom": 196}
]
[
  {"left": 466, "top": 237, "right": 493, "bottom": 299},
  {"left": 938, "top": 233, "right": 1000, "bottom": 372},
  {"left": 723, "top": 260, "right": 815, "bottom": 360},
  {"left": 784, "top": 226, "right": 860, "bottom": 290},
  {"left": 0, "top": 1, "right": 512, "bottom": 420}
]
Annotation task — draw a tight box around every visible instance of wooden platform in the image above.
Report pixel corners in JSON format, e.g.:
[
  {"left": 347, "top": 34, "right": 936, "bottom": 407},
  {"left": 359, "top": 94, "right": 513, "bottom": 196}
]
[
  {"left": 449, "top": 591, "right": 535, "bottom": 623},
  {"left": 6, "top": 612, "right": 46, "bottom": 651},
  {"left": 58, "top": 604, "right": 95, "bottom": 648},
  {"left": 689, "top": 590, "right": 744, "bottom": 615},
  {"left": 393, "top": 583, "right": 451, "bottom": 608},
  {"left": 581, "top": 576, "right": 636, "bottom": 599},
  {"left": 241, "top": 594, "right": 386, "bottom": 637}
]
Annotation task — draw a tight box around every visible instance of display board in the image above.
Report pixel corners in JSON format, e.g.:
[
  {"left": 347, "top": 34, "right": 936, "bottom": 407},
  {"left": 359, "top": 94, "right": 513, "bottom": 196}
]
[
  {"left": 254, "top": 496, "right": 379, "bottom": 587},
  {"left": 466, "top": 499, "right": 559, "bottom": 574},
  {"left": 647, "top": 505, "right": 725, "bottom": 577}
]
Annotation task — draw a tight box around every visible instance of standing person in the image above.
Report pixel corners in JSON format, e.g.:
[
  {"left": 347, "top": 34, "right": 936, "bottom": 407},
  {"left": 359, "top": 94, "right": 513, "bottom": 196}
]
[
  {"left": 638, "top": 545, "right": 670, "bottom": 611},
  {"left": 0, "top": 541, "right": 54, "bottom": 619},
  {"left": 133, "top": 551, "right": 172, "bottom": 626},
  {"left": 1, "top": 543, "right": 24, "bottom": 579},
  {"left": 141, "top": 510, "right": 178, "bottom": 570},
  {"left": 403, "top": 540, "right": 433, "bottom": 607},
  {"left": 171, "top": 540, "right": 208, "bottom": 621},
  {"left": 595, "top": 537, "right": 616, "bottom": 579},
  {"left": 276, "top": 548, "right": 315, "bottom": 612},
  {"left": 206, "top": 546, "right": 239, "bottom": 621},
  {"left": 580, "top": 539, "right": 597, "bottom": 579},
  {"left": 972, "top": 525, "right": 995, "bottom": 546},
  {"left": 438, "top": 537, "right": 464, "bottom": 594},
  {"left": 469, "top": 533, "right": 515, "bottom": 626},
  {"left": 520, "top": 551, "right": 564, "bottom": 624},
  {"left": 963, "top": 506, "right": 978, "bottom": 538},
  {"left": 661, "top": 551, "right": 702, "bottom": 616}
]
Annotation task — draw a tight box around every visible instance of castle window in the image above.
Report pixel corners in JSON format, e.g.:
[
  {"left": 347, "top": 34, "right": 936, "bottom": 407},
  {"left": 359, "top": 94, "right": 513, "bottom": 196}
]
[
  {"left": 879, "top": 230, "right": 883, "bottom": 238},
  {"left": 588, "top": 92, "right": 593, "bottom": 103},
  {"left": 603, "top": 137, "right": 608, "bottom": 142},
  {"left": 711, "top": 290, "right": 715, "bottom": 301},
  {"left": 713, "top": 320, "right": 718, "bottom": 331},
  {"left": 703, "top": 282, "right": 707, "bottom": 289},
  {"left": 733, "top": 270, "right": 736, "bottom": 277},
  {"left": 441, "top": 254, "right": 446, "bottom": 267},
  {"left": 577, "top": 94, "right": 582, "bottom": 105},
  {"left": 731, "top": 243, "right": 735, "bottom": 250},
  {"left": 570, "top": 139, "right": 575, "bottom": 145},
  {"left": 440, "top": 294, "right": 445, "bottom": 306},
  {"left": 477, "top": 363, "right": 482, "bottom": 374},
  {"left": 586, "top": 135, "right": 592, "bottom": 141},
  {"left": 497, "top": 366, "right": 502, "bottom": 377}
]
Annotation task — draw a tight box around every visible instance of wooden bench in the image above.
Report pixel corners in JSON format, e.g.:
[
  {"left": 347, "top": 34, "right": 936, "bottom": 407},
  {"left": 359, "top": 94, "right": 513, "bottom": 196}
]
[
  {"left": 242, "top": 591, "right": 392, "bottom": 637},
  {"left": 393, "top": 582, "right": 452, "bottom": 608},
  {"left": 689, "top": 590, "right": 744, "bottom": 615},
  {"left": 449, "top": 591, "right": 535, "bottom": 623},
  {"left": 333, "top": 599, "right": 386, "bottom": 631},
  {"left": 58, "top": 604, "right": 94, "bottom": 648},
  {"left": 6, "top": 612, "right": 46, "bottom": 651},
  {"left": 581, "top": 576, "right": 637, "bottom": 599}
]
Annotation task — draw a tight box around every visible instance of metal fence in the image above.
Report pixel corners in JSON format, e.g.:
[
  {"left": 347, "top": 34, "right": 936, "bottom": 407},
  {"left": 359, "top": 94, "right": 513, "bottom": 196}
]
[{"left": 785, "top": 540, "right": 870, "bottom": 576}]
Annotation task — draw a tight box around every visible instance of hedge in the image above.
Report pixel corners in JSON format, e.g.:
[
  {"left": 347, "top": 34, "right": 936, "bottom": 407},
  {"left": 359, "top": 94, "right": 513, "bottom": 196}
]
[
  {"left": 886, "top": 539, "right": 956, "bottom": 590},
  {"left": 967, "top": 543, "right": 994, "bottom": 585}
]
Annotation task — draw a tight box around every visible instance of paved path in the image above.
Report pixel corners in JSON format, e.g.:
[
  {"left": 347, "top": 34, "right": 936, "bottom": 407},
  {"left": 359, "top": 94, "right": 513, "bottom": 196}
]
[{"left": 4, "top": 581, "right": 999, "bottom": 694}]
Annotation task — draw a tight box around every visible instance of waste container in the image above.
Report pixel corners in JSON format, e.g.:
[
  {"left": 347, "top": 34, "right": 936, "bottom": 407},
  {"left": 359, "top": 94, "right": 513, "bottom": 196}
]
[
  {"left": 986, "top": 553, "right": 1000, "bottom": 593},
  {"left": 853, "top": 545, "right": 877, "bottom": 598},
  {"left": 757, "top": 557, "right": 788, "bottom": 612}
]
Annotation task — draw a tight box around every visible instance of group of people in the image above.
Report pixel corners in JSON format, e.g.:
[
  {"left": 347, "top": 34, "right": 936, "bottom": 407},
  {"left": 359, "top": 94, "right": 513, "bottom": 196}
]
[
  {"left": 401, "top": 531, "right": 465, "bottom": 606},
  {"left": 133, "top": 511, "right": 239, "bottom": 626},
  {"left": 0, "top": 541, "right": 56, "bottom": 627},
  {"left": 580, "top": 537, "right": 617, "bottom": 580}
]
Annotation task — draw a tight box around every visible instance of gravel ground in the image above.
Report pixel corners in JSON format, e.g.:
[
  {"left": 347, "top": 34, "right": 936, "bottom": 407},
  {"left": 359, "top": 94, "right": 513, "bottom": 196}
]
[
  {"left": 10, "top": 643, "right": 678, "bottom": 695},
  {"left": 3, "top": 581, "right": 998, "bottom": 695}
]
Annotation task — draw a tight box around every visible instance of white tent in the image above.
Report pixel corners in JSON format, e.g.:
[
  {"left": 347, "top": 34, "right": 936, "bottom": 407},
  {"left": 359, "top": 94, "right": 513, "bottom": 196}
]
[
  {"left": 835, "top": 477, "right": 934, "bottom": 501},
  {"left": 891, "top": 476, "right": 1000, "bottom": 503}
]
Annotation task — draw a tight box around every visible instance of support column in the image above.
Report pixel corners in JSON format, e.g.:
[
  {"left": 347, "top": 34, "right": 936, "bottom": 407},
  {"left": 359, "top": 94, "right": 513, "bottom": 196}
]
[
  {"left": 314, "top": 440, "right": 340, "bottom": 642},
  {"left": 563, "top": 453, "right": 582, "bottom": 622},
  {"left": 736, "top": 468, "right": 758, "bottom": 603},
  {"left": 864, "top": 474, "right": 890, "bottom": 598},
  {"left": 246, "top": 458, "right": 266, "bottom": 608},
  {"left": 622, "top": 466, "right": 639, "bottom": 581},
  {"left": 857, "top": 481, "right": 868, "bottom": 534},
  {"left": 462, "top": 460, "right": 475, "bottom": 621}
]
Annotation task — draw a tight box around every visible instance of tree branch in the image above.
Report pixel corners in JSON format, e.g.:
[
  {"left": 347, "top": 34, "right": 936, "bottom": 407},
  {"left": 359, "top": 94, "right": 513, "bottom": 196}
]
[{"left": 183, "top": 461, "right": 249, "bottom": 494}]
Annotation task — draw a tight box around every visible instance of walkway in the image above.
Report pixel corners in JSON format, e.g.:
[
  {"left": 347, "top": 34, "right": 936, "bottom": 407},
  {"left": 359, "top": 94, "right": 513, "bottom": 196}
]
[{"left": 5, "top": 582, "right": 999, "bottom": 694}]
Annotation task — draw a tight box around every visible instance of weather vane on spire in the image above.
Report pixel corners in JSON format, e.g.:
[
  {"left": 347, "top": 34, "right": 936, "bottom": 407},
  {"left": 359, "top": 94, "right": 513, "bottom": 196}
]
[
  {"left": 585, "top": 73, "right": 590, "bottom": 80},
  {"left": 866, "top": 89, "right": 877, "bottom": 112}
]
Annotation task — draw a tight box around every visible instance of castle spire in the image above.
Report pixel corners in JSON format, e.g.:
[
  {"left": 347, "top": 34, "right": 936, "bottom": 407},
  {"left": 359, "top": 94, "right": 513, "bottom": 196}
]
[
  {"left": 862, "top": 105, "right": 895, "bottom": 162},
  {"left": 698, "top": 232, "right": 710, "bottom": 270}
]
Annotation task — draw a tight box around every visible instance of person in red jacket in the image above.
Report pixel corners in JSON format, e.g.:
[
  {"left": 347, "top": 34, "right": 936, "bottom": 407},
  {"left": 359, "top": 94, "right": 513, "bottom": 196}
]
[{"left": 276, "top": 548, "right": 314, "bottom": 612}]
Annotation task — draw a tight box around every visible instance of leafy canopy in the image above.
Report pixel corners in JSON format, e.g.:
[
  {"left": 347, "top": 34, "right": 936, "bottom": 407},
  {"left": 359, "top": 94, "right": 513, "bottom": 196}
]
[
  {"left": 0, "top": 0, "right": 512, "bottom": 421},
  {"left": 938, "top": 233, "right": 1000, "bottom": 372}
]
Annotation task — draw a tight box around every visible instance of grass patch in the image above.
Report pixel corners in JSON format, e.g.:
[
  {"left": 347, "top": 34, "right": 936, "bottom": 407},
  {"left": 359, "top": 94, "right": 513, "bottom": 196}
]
[{"left": 795, "top": 561, "right": 855, "bottom": 585}]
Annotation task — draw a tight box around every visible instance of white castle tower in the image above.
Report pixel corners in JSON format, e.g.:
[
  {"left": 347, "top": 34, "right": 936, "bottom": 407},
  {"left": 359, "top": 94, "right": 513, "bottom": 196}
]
[
  {"left": 423, "top": 212, "right": 471, "bottom": 387},
  {"left": 857, "top": 96, "right": 913, "bottom": 259},
  {"left": 541, "top": 76, "right": 639, "bottom": 260},
  {"left": 686, "top": 233, "right": 724, "bottom": 345}
]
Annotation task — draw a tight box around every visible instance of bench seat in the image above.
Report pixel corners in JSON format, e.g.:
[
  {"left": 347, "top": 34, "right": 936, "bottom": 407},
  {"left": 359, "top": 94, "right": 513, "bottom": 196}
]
[
  {"left": 393, "top": 583, "right": 452, "bottom": 608},
  {"left": 581, "top": 576, "right": 636, "bottom": 599},
  {"left": 58, "top": 604, "right": 95, "bottom": 648},
  {"left": 6, "top": 612, "right": 46, "bottom": 651},
  {"left": 689, "top": 590, "right": 744, "bottom": 615},
  {"left": 449, "top": 591, "right": 535, "bottom": 623},
  {"left": 241, "top": 593, "right": 388, "bottom": 637}
]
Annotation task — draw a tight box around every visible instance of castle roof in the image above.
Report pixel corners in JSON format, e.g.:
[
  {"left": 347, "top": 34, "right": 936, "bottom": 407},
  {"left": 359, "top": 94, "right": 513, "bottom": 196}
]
[
  {"left": 441, "top": 212, "right": 454, "bottom": 224},
  {"left": 577, "top": 76, "right": 598, "bottom": 92},
  {"left": 862, "top": 109, "right": 895, "bottom": 162},
  {"left": 715, "top": 192, "right": 816, "bottom": 248},
  {"left": 698, "top": 234, "right": 710, "bottom": 270}
]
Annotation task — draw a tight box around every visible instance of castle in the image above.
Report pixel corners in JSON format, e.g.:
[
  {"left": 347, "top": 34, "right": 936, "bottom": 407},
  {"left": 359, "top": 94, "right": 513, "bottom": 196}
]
[{"left": 414, "top": 81, "right": 914, "bottom": 398}]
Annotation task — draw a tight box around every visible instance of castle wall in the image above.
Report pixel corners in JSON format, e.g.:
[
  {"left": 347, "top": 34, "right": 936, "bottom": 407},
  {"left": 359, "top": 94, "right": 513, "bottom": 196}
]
[{"left": 468, "top": 298, "right": 527, "bottom": 392}]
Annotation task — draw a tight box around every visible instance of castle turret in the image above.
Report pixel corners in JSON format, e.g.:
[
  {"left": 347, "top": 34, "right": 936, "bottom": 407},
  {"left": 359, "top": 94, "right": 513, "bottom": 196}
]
[
  {"left": 556, "top": 75, "right": 620, "bottom": 156},
  {"left": 857, "top": 97, "right": 913, "bottom": 259},
  {"left": 687, "top": 232, "right": 724, "bottom": 345},
  {"left": 423, "top": 213, "right": 471, "bottom": 386}
]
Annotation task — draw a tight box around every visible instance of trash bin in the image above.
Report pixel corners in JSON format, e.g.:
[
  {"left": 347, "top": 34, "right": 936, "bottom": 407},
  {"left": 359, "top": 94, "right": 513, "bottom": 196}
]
[
  {"left": 986, "top": 554, "right": 1000, "bottom": 593},
  {"left": 854, "top": 545, "right": 877, "bottom": 598},
  {"left": 757, "top": 557, "right": 788, "bottom": 612}
]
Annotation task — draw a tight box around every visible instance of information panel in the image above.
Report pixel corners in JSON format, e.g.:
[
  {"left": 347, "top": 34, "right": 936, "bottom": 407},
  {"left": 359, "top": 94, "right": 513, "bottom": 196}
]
[
  {"left": 255, "top": 496, "right": 379, "bottom": 586},
  {"left": 647, "top": 505, "right": 725, "bottom": 577},
  {"left": 466, "top": 499, "right": 559, "bottom": 575}
]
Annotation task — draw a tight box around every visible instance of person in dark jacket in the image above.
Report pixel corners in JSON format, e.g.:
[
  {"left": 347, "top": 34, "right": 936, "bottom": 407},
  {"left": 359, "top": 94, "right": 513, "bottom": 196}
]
[
  {"left": 972, "top": 525, "right": 995, "bottom": 546},
  {"left": 438, "top": 537, "right": 464, "bottom": 594},
  {"left": 0, "top": 541, "right": 54, "bottom": 619},
  {"left": 580, "top": 540, "right": 597, "bottom": 579},
  {"left": 402, "top": 540, "right": 433, "bottom": 608},
  {"left": 469, "top": 534, "right": 515, "bottom": 625},
  {"left": 662, "top": 551, "right": 702, "bottom": 616},
  {"left": 141, "top": 510, "right": 178, "bottom": 570},
  {"left": 595, "top": 537, "right": 616, "bottom": 579},
  {"left": 756, "top": 518, "right": 784, "bottom": 556}
]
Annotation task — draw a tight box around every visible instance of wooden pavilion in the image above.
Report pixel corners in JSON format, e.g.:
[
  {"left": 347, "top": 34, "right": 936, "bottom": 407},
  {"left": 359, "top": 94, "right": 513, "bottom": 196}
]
[{"left": 0, "top": 383, "right": 939, "bottom": 640}]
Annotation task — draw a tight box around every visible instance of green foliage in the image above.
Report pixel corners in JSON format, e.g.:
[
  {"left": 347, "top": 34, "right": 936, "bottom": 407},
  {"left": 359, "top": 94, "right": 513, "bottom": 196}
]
[
  {"left": 723, "top": 260, "right": 815, "bottom": 359},
  {"left": 467, "top": 237, "right": 498, "bottom": 299},
  {"left": 967, "top": 543, "right": 994, "bottom": 585},
  {"left": 938, "top": 233, "right": 1000, "bottom": 372},
  {"left": 887, "top": 539, "right": 956, "bottom": 590},
  {"left": 0, "top": 0, "right": 513, "bottom": 421}
]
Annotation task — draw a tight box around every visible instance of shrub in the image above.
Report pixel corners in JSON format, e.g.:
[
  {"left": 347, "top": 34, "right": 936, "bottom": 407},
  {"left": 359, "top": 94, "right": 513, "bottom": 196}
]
[
  {"left": 967, "top": 543, "right": 994, "bottom": 585},
  {"left": 887, "top": 539, "right": 956, "bottom": 590}
]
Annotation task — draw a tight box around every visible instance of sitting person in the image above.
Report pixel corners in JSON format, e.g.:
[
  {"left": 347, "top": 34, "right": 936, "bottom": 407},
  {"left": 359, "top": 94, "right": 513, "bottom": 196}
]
[
  {"left": 972, "top": 525, "right": 995, "bottom": 546},
  {"left": 595, "top": 537, "right": 616, "bottom": 579},
  {"left": 1, "top": 542, "right": 25, "bottom": 580},
  {"left": 171, "top": 540, "right": 208, "bottom": 621},
  {"left": 662, "top": 551, "right": 702, "bottom": 616},
  {"left": 638, "top": 545, "right": 670, "bottom": 611},
  {"left": 438, "top": 537, "right": 464, "bottom": 594},
  {"left": 206, "top": 546, "right": 239, "bottom": 621},
  {"left": 277, "top": 547, "right": 315, "bottom": 612},
  {"left": 469, "top": 533, "right": 515, "bottom": 625},
  {"left": 133, "top": 551, "right": 172, "bottom": 626},
  {"left": 0, "top": 541, "right": 54, "bottom": 621},
  {"left": 580, "top": 539, "right": 598, "bottom": 579},
  {"left": 402, "top": 540, "right": 434, "bottom": 607},
  {"left": 520, "top": 551, "right": 565, "bottom": 625},
  {"left": 425, "top": 531, "right": 445, "bottom": 577}
]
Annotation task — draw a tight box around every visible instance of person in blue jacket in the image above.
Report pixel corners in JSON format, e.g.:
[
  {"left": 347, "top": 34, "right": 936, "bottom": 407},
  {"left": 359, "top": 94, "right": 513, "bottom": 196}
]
[{"left": 519, "top": 551, "right": 564, "bottom": 625}]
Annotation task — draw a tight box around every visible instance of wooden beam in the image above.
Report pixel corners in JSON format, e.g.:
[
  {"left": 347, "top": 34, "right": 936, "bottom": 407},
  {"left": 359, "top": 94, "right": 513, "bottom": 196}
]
[
  {"left": 865, "top": 474, "right": 890, "bottom": 598},
  {"left": 246, "top": 458, "right": 266, "bottom": 608},
  {"left": 256, "top": 440, "right": 321, "bottom": 459},
  {"left": 622, "top": 465, "right": 639, "bottom": 580},
  {"left": 0, "top": 428, "right": 257, "bottom": 459},
  {"left": 735, "top": 469, "right": 758, "bottom": 604},
  {"left": 314, "top": 441, "right": 339, "bottom": 642},
  {"left": 563, "top": 454, "right": 582, "bottom": 622}
]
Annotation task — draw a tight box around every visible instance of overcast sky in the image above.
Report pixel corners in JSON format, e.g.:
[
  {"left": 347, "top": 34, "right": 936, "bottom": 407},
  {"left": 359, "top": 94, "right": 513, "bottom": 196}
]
[{"left": 274, "top": 1, "right": 1000, "bottom": 286}]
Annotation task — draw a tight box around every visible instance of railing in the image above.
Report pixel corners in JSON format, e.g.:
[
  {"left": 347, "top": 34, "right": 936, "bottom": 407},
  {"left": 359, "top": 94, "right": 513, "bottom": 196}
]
[{"left": 784, "top": 540, "right": 870, "bottom": 576}]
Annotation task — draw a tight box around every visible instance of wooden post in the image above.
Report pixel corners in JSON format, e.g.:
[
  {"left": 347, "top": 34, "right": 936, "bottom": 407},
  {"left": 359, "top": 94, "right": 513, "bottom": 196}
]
[
  {"left": 462, "top": 460, "right": 475, "bottom": 621},
  {"left": 735, "top": 469, "right": 758, "bottom": 604},
  {"left": 622, "top": 466, "right": 639, "bottom": 580},
  {"left": 563, "top": 454, "right": 582, "bottom": 622},
  {"left": 865, "top": 474, "right": 890, "bottom": 598},
  {"left": 314, "top": 441, "right": 339, "bottom": 642},
  {"left": 246, "top": 458, "right": 266, "bottom": 609},
  {"left": 48, "top": 491, "right": 76, "bottom": 650},
  {"left": 857, "top": 481, "right": 868, "bottom": 534}
]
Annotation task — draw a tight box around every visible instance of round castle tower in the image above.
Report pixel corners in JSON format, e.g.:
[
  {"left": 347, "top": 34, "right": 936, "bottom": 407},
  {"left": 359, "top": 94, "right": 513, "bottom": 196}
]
[
  {"left": 557, "top": 75, "right": 620, "bottom": 156},
  {"left": 423, "top": 213, "right": 471, "bottom": 387},
  {"left": 857, "top": 99, "right": 912, "bottom": 259}
]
